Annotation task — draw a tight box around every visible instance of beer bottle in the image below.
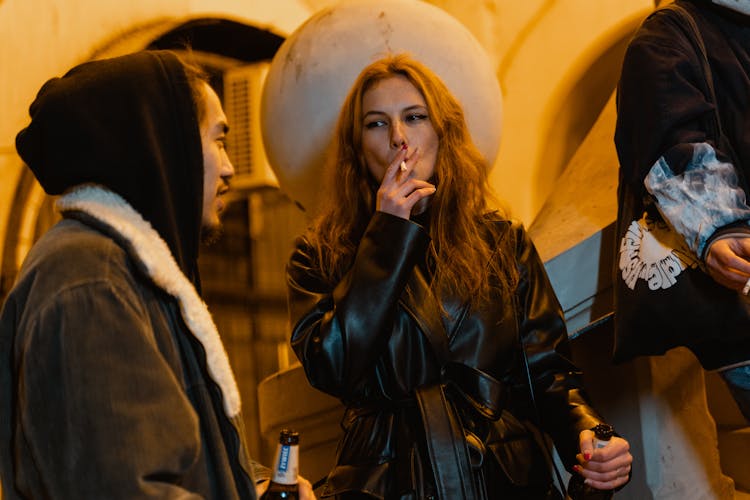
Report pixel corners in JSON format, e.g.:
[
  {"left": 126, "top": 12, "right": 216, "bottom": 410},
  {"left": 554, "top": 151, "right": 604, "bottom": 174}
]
[
  {"left": 261, "top": 429, "right": 300, "bottom": 500},
  {"left": 567, "top": 423, "right": 615, "bottom": 500}
]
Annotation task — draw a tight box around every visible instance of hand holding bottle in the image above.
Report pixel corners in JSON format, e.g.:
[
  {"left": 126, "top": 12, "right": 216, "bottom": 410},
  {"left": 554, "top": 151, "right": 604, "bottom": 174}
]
[
  {"left": 259, "top": 429, "right": 317, "bottom": 500},
  {"left": 256, "top": 477, "right": 315, "bottom": 500},
  {"left": 569, "top": 424, "right": 632, "bottom": 497}
]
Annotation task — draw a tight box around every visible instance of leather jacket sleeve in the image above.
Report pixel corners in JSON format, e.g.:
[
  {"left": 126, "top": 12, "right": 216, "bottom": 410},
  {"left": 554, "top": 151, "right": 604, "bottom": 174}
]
[
  {"left": 287, "top": 212, "right": 430, "bottom": 400},
  {"left": 511, "top": 222, "right": 603, "bottom": 467}
]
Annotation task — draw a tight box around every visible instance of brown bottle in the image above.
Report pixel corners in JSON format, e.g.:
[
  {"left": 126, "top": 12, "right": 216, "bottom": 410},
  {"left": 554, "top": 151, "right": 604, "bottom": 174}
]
[
  {"left": 567, "top": 423, "right": 615, "bottom": 500},
  {"left": 261, "top": 429, "right": 300, "bottom": 500}
]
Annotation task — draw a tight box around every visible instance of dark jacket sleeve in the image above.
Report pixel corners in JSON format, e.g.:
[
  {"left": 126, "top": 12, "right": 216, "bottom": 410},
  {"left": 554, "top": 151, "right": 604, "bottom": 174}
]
[
  {"left": 614, "top": 6, "right": 750, "bottom": 258},
  {"left": 511, "top": 223, "right": 603, "bottom": 467},
  {"left": 615, "top": 8, "right": 715, "bottom": 188},
  {"left": 15, "top": 280, "right": 205, "bottom": 498},
  {"left": 287, "top": 212, "right": 430, "bottom": 400}
]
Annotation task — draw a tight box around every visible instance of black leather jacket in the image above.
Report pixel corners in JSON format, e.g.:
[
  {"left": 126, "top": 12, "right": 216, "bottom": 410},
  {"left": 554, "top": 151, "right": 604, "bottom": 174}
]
[{"left": 287, "top": 212, "right": 602, "bottom": 499}]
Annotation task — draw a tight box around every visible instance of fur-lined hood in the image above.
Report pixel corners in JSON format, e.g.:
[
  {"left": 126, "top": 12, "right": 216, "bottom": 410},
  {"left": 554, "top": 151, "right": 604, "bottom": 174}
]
[
  {"left": 56, "top": 184, "right": 241, "bottom": 418},
  {"left": 16, "top": 51, "right": 204, "bottom": 285}
]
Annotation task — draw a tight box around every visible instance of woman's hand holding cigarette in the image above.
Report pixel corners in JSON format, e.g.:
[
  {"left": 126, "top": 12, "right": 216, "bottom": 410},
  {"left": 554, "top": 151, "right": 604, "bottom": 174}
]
[{"left": 375, "top": 145, "right": 436, "bottom": 220}]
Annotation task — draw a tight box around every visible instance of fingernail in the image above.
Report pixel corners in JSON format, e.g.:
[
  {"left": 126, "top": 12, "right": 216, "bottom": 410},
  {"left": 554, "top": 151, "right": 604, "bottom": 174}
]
[
  {"left": 573, "top": 465, "right": 582, "bottom": 473},
  {"left": 401, "top": 143, "right": 408, "bottom": 150},
  {"left": 399, "top": 161, "right": 407, "bottom": 172},
  {"left": 584, "top": 453, "right": 591, "bottom": 461}
]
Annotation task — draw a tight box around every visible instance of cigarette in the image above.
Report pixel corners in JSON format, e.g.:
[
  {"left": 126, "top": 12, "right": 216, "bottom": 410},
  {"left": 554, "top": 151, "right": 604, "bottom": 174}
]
[{"left": 400, "top": 161, "right": 407, "bottom": 172}]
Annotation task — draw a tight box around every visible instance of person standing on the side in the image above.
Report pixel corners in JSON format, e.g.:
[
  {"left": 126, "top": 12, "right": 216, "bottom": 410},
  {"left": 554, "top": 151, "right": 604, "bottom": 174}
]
[
  {"left": 0, "top": 50, "right": 315, "bottom": 499},
  {"left": 614, "top": 0, "right": 750, "bottom": 421}
]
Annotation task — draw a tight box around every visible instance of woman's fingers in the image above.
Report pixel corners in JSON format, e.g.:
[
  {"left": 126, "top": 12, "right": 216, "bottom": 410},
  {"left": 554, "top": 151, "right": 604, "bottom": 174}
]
[
  {"left": 382, "top": 145, "right": 410, "bottom": 183},
  {"left": 403, "top": 183, "right": 437, "bottom": 205},
  {"left": 573, "top": 460, "right": 631, "bottom": 490},
  {"left": 398, "top": 147, "right": 420, "bottom": 177},
  {"left": 583, "top": 467, "right": 632, "bottom": 490},
  {"left": 377, "top": 179, "right": 435, "bottom": 219},
  {"left": 376, "top": 147, "right": 434, "bottom": 219},
  {"left": 383, "top": 146, "right": 421, "bottom": 182},
  {"left": 574, "top": 436, "right": 632, "bottom": 491}
]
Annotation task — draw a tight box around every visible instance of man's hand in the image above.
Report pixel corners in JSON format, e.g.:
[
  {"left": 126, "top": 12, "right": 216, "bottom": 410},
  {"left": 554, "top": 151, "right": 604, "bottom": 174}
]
[
  {"left": 705, "top": 237, "right": 750, "bottom": 291},
  {"left": 255, "top": 476, "right": 316, "bottom": 500}
]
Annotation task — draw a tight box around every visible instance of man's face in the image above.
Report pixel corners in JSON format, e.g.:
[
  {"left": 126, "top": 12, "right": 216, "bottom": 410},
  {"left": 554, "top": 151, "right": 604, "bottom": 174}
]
[{"left": 199, "top": 82, "right": 234, "bottom": 241}]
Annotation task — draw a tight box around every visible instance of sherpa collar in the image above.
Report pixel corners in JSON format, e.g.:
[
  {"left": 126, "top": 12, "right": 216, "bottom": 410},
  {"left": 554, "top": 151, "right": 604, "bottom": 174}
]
[{"left": 56, "top": 185, "right": 241, "bottom": 418}]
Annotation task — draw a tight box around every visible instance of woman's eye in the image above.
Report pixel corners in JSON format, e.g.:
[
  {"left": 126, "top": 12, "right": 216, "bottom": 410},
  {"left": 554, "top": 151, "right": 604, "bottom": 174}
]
[
  {"left": 365, "top": 120, "right": 386, "bottom": 129},
  {"left": 407, "top": 113, "right": 428, "bottom": 122}
]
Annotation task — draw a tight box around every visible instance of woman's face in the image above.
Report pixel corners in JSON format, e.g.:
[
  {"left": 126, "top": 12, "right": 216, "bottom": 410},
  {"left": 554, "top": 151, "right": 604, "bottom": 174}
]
[{"left": 360, "top": 75, "right": 439, "bottom": 184}]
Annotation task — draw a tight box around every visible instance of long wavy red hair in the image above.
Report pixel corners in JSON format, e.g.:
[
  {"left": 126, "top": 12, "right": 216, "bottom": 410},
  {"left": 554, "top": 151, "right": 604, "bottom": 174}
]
[{"left": 307, "top": 54, "right": 518, "bottom": 309}]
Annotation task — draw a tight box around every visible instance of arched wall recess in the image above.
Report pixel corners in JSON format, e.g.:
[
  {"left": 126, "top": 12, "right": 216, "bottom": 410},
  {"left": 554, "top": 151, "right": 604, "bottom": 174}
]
[{"left": 0, "top": 170, "right": 51, "bottom": 300}]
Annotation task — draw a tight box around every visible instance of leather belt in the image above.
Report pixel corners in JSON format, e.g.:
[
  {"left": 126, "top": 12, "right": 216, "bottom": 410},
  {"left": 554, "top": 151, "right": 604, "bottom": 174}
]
[
  {"left": 343, "top": 363, "right": 506, "bottom": 499},
  {"left": 414, "top": 362, "right": 506, "bottom": 500}
]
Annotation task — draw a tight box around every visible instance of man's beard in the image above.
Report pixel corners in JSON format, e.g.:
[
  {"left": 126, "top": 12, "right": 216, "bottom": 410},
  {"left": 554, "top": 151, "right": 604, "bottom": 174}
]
[{"left": 200, "top": 222, "right": 224, "bottom": 245}]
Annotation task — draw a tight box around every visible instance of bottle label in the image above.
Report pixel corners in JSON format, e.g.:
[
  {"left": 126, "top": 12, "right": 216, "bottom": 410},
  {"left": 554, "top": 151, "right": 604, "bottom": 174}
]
[
  {"left": 594, "top": 438, "right": 609, "bottom": 449},
  {"left": 279, "top": 445, "right": 290, "bottom": 472},
  {"left": 272, "top": 444, "right": 299, "bottom": 485}
]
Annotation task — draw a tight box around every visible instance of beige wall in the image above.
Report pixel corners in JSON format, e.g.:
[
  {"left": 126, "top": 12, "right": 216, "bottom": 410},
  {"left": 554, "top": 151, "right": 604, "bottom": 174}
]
[{"left": 477, "top": 0, "right": 652, "bottom": 221}]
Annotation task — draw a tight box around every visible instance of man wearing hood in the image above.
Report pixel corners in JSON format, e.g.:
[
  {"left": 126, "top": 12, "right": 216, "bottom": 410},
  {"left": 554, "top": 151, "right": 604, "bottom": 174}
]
[
  {"left": 613, "top": 1, "right": 750, "bottom": 495},
  {"left": 0, "top": 50, "right": 308, "bottom": 499}
]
